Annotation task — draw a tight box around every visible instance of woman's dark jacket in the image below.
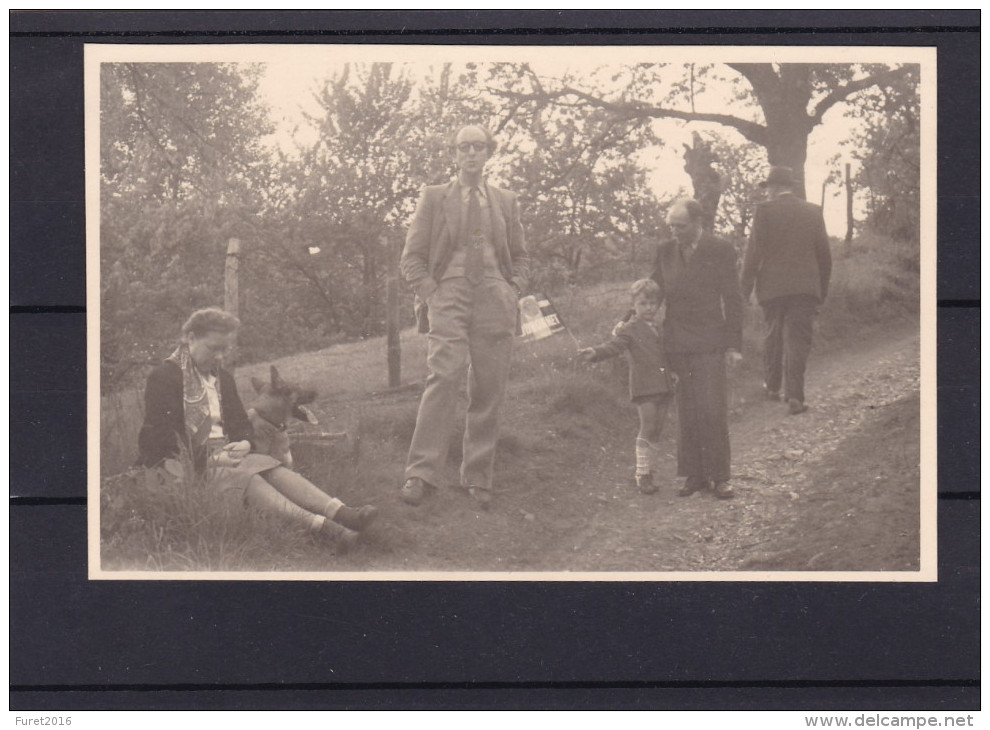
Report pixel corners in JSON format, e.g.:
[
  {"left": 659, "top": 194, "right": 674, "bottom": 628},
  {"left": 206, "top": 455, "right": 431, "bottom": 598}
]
[{"left": 136, "top": 360, "right": 254, "bottom": 471}]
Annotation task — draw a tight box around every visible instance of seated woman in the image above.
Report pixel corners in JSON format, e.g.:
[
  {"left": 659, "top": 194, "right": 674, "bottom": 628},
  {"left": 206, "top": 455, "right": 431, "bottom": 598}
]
[{"left": 136, "top": 307, "right": 377, "bottom": 551}]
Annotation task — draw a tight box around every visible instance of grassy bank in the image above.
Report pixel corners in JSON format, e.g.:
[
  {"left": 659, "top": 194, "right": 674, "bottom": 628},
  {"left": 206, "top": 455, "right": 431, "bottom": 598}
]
[{"left": 99, "top": 233, "right": 920, "bottom": 572}]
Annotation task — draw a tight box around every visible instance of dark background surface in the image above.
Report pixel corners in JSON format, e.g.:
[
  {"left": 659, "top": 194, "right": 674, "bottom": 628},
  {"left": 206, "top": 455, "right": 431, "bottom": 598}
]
[{"left": 9, "top": 10, "right": 980, "bottom": 711}]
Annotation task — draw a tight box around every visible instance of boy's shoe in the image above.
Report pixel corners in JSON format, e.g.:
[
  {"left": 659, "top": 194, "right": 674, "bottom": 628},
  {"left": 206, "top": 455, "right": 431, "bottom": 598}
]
[
  {"left": 333, "top": 504, "right": 379, "bottom": 532},
  {"left": 636, "top": 473, "right": 658, "bottom": 494},
  {"left": 787, "top": 398, "right": 808, "bottom": 415}
]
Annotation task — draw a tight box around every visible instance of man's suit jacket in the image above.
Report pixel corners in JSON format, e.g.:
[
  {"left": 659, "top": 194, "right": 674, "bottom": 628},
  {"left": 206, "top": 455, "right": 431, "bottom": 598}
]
[
  {"left": 651, "top": 234, "right": 743, "bottom": 355},
  {"left": 401, "top": 180, "right": 530, "bottom": 311},
  {"left": 741, "top": 193, "right": 832, "bottom": 305}
]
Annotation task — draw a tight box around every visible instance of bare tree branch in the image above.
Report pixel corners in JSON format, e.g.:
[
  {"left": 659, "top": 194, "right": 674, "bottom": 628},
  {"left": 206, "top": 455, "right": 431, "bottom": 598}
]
[
  {"left": 496, "top": 85, "right": 769, "bottom": 146},
  {"left": 809, "top": 65, "right": 913, "bottom": 126},
  {"left": 125, "top": 64, "right": 175, "bottom": 163}
]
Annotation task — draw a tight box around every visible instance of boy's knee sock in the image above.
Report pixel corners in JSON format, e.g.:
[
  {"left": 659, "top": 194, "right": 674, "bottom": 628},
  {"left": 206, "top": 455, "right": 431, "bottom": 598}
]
[{"left": 635, "top": 438, "right": 654, "bottom": 476}]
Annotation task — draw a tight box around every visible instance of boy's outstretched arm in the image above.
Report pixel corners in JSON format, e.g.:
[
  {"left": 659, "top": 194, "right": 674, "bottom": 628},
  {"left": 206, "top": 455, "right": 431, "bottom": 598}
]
[{"left": 579, "top": 328, "right": 631, "bottom": 362}]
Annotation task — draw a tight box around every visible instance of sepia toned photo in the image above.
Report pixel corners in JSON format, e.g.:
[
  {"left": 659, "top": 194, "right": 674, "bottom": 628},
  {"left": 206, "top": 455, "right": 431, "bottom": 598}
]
[{"left": 87, "top": 43, "right": 936, "bottom": 581}]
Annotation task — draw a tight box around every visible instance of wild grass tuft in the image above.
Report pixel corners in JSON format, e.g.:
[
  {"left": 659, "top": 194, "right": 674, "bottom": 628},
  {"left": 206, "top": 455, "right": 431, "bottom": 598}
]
[
  {"left": 817, "top": 235, "right": 919, "bottom": 348},
  {"left": 355, "top": 404, "right": 420, "bottom": 447},
  {"left": 100, "top": 448, "right": 331, "bottom": 572}
]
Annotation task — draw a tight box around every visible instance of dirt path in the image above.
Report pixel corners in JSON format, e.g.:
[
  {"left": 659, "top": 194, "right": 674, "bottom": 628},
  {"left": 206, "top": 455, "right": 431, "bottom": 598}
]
[
  {"left": 278, "top": 321, "right": 922, "bottom": 576},
  {"left": 531, "top": 323, "right": 921, "bottom": 574}
]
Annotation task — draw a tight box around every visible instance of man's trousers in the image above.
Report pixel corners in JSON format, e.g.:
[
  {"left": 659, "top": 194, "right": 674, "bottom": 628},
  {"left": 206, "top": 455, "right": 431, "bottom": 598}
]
[
  {"left": 667, "top": 350, "right": 731, "bottom": 484},
  {"left": 761, "top": 293, "right": 818, "bottom": 404},
  {"left": 405, "top": 276, "right": 518, "bottom": 491}
]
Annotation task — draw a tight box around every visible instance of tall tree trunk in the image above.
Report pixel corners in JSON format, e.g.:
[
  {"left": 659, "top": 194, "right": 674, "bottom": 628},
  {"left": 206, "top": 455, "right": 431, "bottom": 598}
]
[
  {"left": 764, "top": 131, "right": 809, "bottom": 200},
  {"left": 682, "top": 132, "right": 723, "bottom": 231}
]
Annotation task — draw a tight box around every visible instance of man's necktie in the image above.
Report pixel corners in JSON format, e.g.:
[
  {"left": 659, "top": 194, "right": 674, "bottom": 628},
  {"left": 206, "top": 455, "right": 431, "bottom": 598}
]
[{"left": 464, "top": 186, "right": 485, "bottom": 286}]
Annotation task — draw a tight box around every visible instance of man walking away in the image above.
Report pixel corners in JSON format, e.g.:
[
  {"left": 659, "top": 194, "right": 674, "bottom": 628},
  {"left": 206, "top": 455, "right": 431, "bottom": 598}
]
[{"left": 741, "top": 166, "right": 832, "bottom": 416}]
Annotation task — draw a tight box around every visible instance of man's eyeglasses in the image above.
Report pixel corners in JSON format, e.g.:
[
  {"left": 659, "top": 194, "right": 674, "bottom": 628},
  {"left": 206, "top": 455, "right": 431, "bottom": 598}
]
[{"left": 456, "top": 142, "right": 489, "bottom": 153}]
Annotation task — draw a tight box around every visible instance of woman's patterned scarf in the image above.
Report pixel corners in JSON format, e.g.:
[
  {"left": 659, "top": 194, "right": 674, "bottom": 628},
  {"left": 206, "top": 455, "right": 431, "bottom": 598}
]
[{"left": 165, "top": 343, "right": 217, "bottom": 453}]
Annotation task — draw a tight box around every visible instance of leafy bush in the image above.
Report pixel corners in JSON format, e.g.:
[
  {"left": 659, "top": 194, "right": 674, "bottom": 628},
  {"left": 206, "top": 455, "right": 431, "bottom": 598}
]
[{"left": 817, "top": 234, "right": 919, "bottom": 347}]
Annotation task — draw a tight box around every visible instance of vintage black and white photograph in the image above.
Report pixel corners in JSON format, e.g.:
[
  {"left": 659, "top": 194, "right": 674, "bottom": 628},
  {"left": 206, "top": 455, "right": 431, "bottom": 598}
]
[{"left": 87, "top": 43, "right": 935, "bottom": 580}]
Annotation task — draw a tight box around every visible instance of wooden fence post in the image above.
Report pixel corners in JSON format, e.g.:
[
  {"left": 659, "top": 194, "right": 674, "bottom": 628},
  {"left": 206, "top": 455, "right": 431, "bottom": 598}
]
[
  {"left": 385, "top": 234, "right": 401, "bottom": 388},
  {"left": 844, "top": 163, "right": 854, "bottom": 257},
  {"left": 225, "top": 237, "right": 241, "bottom": 367}
]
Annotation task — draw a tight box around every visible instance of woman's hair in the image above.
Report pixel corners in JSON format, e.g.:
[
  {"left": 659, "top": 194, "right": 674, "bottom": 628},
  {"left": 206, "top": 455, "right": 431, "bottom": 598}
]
[
  {"left": 181, "top": 307, "right": 241, "bottom": 338},
  {"left": 630, "top": 278, "right": 661, "bottom": 302}
]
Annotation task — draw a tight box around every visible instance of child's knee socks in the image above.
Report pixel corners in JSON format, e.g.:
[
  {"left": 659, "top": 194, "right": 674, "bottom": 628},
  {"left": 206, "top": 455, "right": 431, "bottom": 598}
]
[{"left": 635, "top": 437, "right": 657, "bottom": 476}]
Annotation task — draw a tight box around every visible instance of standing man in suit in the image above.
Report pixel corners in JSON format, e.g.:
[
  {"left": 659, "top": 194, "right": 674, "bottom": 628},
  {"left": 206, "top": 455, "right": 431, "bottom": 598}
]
[
  {"left": 741, "top": 166, "right": 832, "bottom": 415},
  {"left": 653, "top": 198, "right": 744, "bottom": 499},
  {"left": 399, "top": 124, "right": 530, "bottom": 509}
]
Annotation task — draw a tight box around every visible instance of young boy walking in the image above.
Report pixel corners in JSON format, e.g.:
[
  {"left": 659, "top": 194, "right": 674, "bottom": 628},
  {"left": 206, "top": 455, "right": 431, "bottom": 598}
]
[{"left": 580, "top": 279, "right": 674, "bottom": 494}]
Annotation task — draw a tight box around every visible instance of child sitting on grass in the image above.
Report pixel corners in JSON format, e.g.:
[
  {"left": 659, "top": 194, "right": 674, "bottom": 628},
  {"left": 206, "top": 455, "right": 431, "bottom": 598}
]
[{"left": 580, "top": 279, "right": 674, "bottom": 494}]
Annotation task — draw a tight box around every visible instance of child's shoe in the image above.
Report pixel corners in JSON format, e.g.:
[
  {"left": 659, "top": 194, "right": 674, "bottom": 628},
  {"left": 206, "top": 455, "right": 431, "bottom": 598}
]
[{"left": 636, "top": 473, "right": 658, "bottom": 494}]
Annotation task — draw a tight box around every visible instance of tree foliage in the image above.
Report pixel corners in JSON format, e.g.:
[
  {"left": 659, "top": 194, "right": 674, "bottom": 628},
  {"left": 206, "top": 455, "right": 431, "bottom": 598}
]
[
  {"left": 488, "top": 65, "right": 667, "bottom": 287},
  {"left": 256, "top": 63, "right": 483, "bottom": 342},
  {"left": 268, "top": 63, "right": 420, "bottom": 338},
  {"left": 100, "top": 60, "right": 921, "bottom": 392},
  {"left": 493, "top": 62, "right": 914, "bottom": 199},
  {"left": 705, "top": 133, "right": 767, "bottom": 243},
  {"left": 833, "top": 65, "right": 920, "bottom": 242},
  {"left": 100, "top": 62, "right": 273, "bottom": 388}
]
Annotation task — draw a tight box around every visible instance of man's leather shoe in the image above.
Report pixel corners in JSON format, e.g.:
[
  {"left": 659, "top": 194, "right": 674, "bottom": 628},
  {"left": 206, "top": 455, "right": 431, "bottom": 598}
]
[
  {"left": 677, "top": 477, "right": 707, "bottom": 497},
  {"left": 713, "top": 481, "right": 735, "bottom": 500},
  {"left": 466, "top": 485, "right": 492, "bottom": 510},
  {"left": 400, "top": 477, "right": 432, "bottom": 506},
  {"left": 788, "top": 398, "right": 808, "bottom": 415}
]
